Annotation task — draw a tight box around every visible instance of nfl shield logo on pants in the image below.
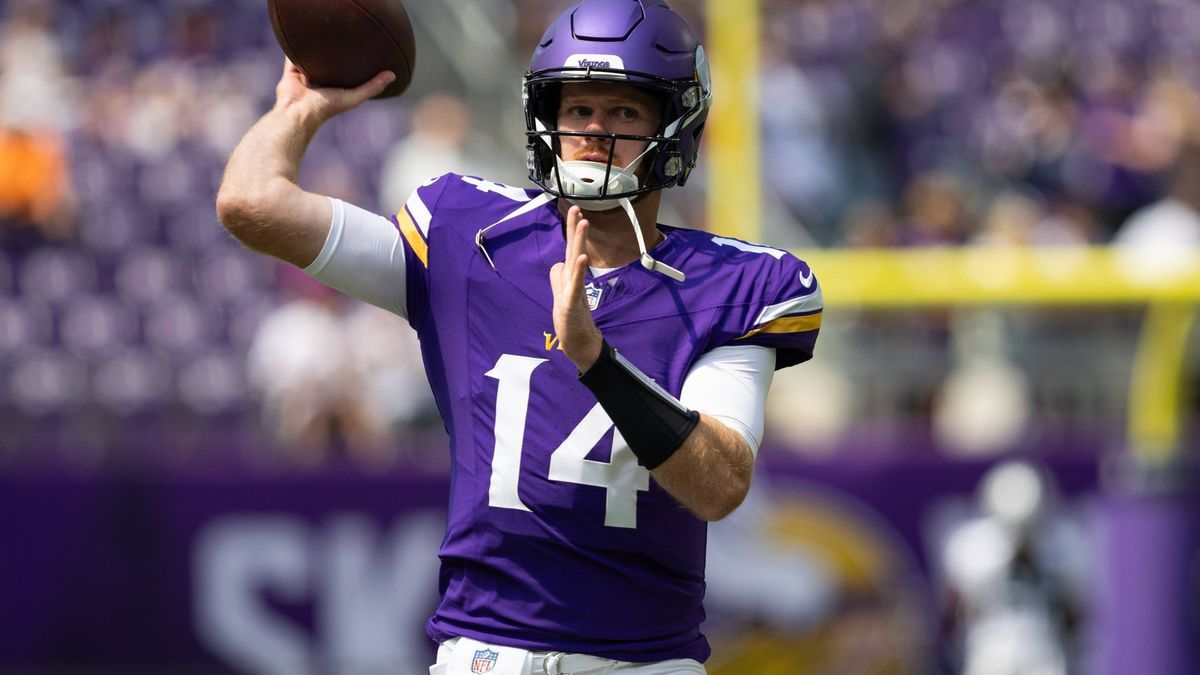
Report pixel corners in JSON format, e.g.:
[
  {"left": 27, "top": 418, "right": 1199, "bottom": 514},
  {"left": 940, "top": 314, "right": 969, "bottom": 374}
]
[{"left": 471, "top": 648, "right": 499, "bottom": 673}]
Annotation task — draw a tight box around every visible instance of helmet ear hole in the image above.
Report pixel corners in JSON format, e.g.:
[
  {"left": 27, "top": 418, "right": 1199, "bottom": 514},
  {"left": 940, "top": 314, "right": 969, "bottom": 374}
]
[{"left": 664, "top": 155, "right": 682, "bottom": 178}]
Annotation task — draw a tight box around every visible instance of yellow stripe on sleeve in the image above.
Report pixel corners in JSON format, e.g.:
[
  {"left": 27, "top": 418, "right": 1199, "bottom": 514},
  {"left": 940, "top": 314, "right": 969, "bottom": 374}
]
[
  {"left": 737, "top": 312, "right": 823, "bottom": 339},
  {"left": 395, "top": 207, "right": 428, "bottom": 268}
]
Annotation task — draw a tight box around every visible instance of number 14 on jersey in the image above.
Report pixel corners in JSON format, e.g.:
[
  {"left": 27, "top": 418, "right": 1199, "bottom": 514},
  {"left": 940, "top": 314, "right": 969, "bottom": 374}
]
[{"left": 485, "top": 354, "right": 651, "bottom": 529}]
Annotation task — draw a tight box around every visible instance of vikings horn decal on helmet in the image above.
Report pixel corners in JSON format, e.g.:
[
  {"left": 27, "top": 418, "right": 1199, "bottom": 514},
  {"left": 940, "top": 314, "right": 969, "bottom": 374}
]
[{"left": 523, "top": 0, "right": 713, "bottom": 207}]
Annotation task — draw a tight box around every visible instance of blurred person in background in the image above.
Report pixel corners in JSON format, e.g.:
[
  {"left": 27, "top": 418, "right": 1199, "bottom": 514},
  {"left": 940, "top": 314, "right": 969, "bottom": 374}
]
[
  {"left": 898, "top": 171, "right": 970, "bottom": 246},
  {"left": 971, "top": 189, "right": 1047, "bottom": 247},
  {"left": 758, "top": 23, "right": 846, "bottom": 246},
  {"left": 248, "top": 265, "right": 379, "bottom": 466},
  {"left": 1113, "top": 140, "right": 1200, "bottom": 416},
  {"left": 216, "top": 1, "right": 822, "bottom": 671},
  {"left": 1115, "top": 141, "right": 1200, "bottom": 251},
  {"left": 247, "top": 265, "right": 435, "bottom": 467},
  {"left": 340, "top": 300, "right": 442, "bottom": 464},
  {"left": 933, "top": 311, "right": 1033, "bottom": 458},
  {"left": 839, "top": 198, "right": 900, "bottom": 248},
  {"left": 377, "top": 92, "right": 505, "bottom": 213},
  {"left": 0, "top": 0, "right": 76, "bottom": 243},
  {"left": 932, "top": 461, "right": 1090, "bottom": 675},
  {"left": 0, "top": 127, "right": 72, "bottom": 242},
  {"left": 246, "top": 266, "right": 361, "bottom": 463}
]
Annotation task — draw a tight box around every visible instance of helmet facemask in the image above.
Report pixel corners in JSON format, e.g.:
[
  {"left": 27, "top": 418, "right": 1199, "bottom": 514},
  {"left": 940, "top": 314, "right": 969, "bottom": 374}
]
[{"left": 524, "top": 67, "right": 708, "bottom": 209}]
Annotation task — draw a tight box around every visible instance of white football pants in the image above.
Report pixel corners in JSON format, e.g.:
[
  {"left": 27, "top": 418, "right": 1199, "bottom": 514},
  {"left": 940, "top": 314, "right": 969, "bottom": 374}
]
[{"left": 431, "top": 637, "right": 707, "bottom": 675}]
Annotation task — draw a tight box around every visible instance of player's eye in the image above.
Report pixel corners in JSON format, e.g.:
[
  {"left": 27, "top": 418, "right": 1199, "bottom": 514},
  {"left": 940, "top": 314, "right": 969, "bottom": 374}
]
[
  {"left": 613, "top": 107, "right": 638, "bottom": 121},
  {"left": 568, "top": 105, "right": 592, "bottom": 118}
]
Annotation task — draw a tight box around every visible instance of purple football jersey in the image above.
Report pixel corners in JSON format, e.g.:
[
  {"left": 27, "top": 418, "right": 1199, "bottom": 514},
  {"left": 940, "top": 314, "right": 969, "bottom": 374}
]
[{"left": 388, "top": 174, "right": 821, "bottom": 662}]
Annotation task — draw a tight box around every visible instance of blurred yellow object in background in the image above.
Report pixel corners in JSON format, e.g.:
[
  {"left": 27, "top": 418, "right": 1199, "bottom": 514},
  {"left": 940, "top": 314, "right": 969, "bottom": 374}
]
[{"left": 805, "top": 246, "right": 1200, "bottom": 307}]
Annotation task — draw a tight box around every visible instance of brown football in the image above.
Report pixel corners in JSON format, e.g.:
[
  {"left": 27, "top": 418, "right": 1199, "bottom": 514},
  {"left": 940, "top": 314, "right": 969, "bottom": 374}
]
[{"left": 268, "top": 0, "right": 416, "bottom": 99}]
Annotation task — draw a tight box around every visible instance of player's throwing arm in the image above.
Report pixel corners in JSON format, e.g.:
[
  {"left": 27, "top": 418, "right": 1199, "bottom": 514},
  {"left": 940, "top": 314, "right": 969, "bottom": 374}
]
[
  {"left": 217, "top": 0, "right": 415, "bottom": 266},
  {"left": 215, "top": 60, "right": 395, "bottom": 268}
]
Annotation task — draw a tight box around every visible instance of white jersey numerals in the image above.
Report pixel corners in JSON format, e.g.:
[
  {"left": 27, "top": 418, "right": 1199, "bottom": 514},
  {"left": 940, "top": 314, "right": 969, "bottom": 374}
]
[
  {"left": 547, "top": 404, "right": 649, "bottom": 528},
  {"left": 484, "top": 355, "right": 543, "bottom": 512},
  {"left": 461, "top": 176, "right": 532, "bottom": 202},
  {"left": 484, "top": 354, "right": 651, "bottom": 529}
]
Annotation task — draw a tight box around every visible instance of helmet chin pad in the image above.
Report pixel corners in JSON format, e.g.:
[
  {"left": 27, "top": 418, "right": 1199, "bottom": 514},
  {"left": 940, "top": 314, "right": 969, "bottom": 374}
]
[{"left": 551, "top": 157, "right": 644, "bottom": 211}]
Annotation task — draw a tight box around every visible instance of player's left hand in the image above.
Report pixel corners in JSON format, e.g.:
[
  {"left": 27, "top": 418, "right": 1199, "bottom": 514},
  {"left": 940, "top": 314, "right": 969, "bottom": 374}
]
[{"left": 550, "top": 206, "right": 604, "bottom": 372}]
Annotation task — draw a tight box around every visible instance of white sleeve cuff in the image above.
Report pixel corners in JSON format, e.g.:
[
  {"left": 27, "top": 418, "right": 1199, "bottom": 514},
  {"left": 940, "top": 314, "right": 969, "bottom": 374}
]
[
  {"left": 304, "top": 197, "right": 409, "bottom": 318},
  {"left": 680, "top": 345, "right": 775, "bottom": 457}
]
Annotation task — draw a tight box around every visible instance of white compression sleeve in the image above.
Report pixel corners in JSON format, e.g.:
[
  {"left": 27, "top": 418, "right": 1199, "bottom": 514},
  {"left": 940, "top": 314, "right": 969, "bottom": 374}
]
[
  {"left": 679, "top": 345, "right": 775, "bottom": 457},
  {"left": 304, "top": 197, "right": 409, "bottom": 318}
]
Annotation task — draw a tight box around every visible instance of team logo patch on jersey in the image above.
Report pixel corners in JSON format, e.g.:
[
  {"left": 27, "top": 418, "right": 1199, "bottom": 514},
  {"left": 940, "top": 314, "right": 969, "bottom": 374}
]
[
  {"left": 471, "top": 648, "right": 499, "bottom": 673},
  {"left": 585, "top": 282, "right": 604, "bottom": 310}
]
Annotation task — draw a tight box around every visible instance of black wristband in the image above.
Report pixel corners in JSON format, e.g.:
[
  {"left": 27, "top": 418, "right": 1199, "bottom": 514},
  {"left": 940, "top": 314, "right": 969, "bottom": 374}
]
[{"left": 578, "top": 340, "right": 700, "bottom": 470}]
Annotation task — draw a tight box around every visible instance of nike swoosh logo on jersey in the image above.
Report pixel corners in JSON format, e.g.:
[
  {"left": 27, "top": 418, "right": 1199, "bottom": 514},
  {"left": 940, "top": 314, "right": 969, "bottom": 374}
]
[{"left": 799, "top": 269, "right": 814, "bottom": 288}]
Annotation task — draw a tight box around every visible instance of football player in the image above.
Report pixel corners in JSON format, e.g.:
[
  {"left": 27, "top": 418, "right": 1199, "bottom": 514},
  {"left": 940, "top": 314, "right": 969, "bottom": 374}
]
[{"left": 216, "top": 1, "right": 822, "bottom": 673}]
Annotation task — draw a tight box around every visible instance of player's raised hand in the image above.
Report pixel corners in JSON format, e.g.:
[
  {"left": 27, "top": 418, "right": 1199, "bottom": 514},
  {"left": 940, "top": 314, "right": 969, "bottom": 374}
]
[
  {"left": 550, "top": 206, "right": 604, "bottom": 372},
  {"left": 274, "top": 58, "right": 395, "bottom": 122}
]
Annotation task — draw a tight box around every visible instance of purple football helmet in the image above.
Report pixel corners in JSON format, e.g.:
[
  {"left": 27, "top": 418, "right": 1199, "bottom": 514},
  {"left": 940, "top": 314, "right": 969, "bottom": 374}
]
[{"left": 524, "top": 0, "right": 712, "bottom": 203}]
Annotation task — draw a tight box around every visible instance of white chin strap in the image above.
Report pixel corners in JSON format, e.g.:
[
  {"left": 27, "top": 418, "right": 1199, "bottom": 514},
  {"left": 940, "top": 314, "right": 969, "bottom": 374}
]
[
  {"left": 540, "top": 122, "right": 685, "bottom": 282},
  {"left": 617, "top": 197, "right": 686, "bottom": 282}
]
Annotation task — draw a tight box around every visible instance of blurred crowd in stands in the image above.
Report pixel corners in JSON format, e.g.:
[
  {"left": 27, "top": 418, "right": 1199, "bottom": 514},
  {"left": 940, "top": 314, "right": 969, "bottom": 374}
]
[
  {"left": 759, "top": 0, "right": 1200, "bottom": 250},
  {"left": 0, "top": 0, "right": 1196, "bottom": 469}
]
